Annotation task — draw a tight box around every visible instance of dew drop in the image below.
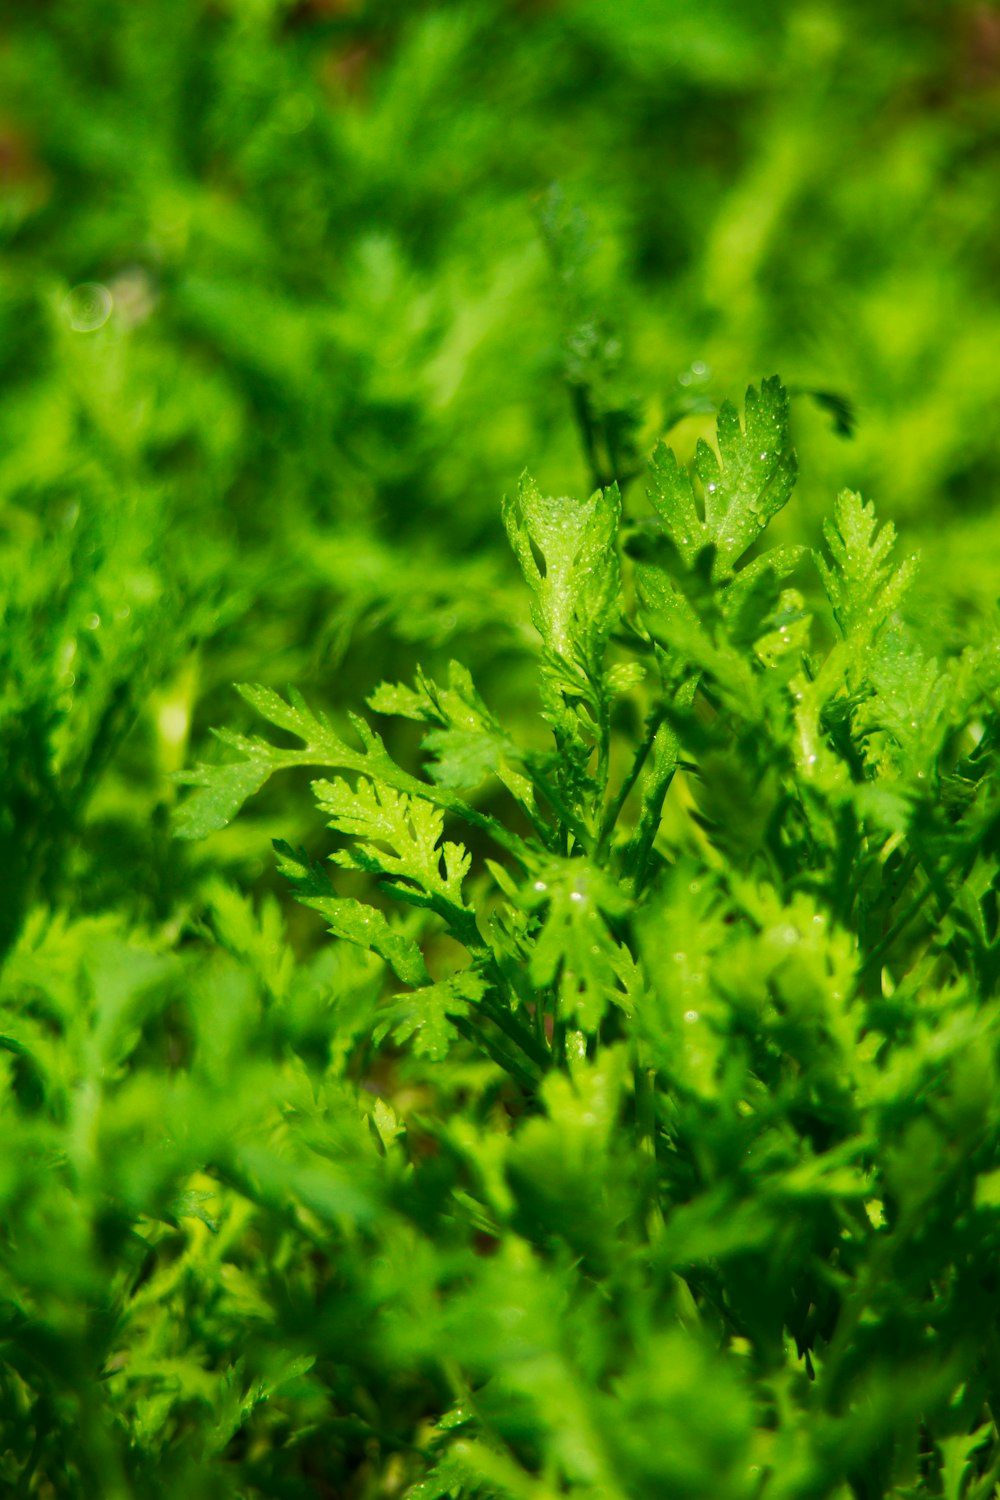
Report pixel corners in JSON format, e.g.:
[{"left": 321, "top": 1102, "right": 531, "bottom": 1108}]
[
  {"left": 532, "top": 880, "right": 548, "bottom": 893},
  {"left": 63, "top": 282, "right": 113, "bottom": 332},
  {"left": 683, "top": 1009, "right": 699, "bottom": 1023},
  {"left": 84, "top": 612, "right": 101, "bottom": 630}
]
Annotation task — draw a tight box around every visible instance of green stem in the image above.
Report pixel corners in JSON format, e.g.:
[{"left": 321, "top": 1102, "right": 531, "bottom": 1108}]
[
  {"left": 449, "top": 1014, "right": 538, "bottom": 1091},
  {"left": 526, "top": 761, "right": 593, "bottom": 856},
  {"left": 622, "top": 722, "right": 681, "bottom": 894},
  {"left": 479, "top": 990, "right": 551, "bottom": 1072},
  {"left": 598, "top": 706, "right": 665, "bottom": 858},
  {"left": 595, "top": 703, "right": 612, "bottom": 814},
  {"left": 634, "top": 1048, "right": 664, "bottom": 1246},
  {"left": 859, "top": 881, "right": 934, "bottom": 979}
]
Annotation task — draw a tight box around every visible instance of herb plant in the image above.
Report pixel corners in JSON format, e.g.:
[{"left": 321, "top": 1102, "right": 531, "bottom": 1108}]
[
  {"left": 140, "top": 376, "right": 1000, "bottom": 1499},
  {"left": 4, "top": 8, "right": 1000, "bottom": 1492}
]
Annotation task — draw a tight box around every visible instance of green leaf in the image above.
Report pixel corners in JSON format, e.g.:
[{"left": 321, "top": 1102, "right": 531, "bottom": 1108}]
[
  {"left": 205, "top": 879, "right": 294, "bottom": 1003},
  {"left": 369, "top": 663, "right": 536, "bottom": 805},
  {"left": 644, "top": 443, "right": 709, "bottom": 565},
  {"left": 378, "top": 970, "right": 487, "bottom": 1060},
  {"left": 178, "top": 680, "right": 534, "bottom": 866},
  {"left": 816, "top": 490, "right": 918, "bottom": 644},
  {"left": 314, "top": 776, "right": 473, "bottom": 926},
  {"left": 502, "top": 472, "right": 622, "bottom": 702},
  {"left": 523, "top": 858, "right": 632, "bottom": 1031},
  {"left": 644, "top": 377, "right": 797, "bottom": 576},
  {"left": 694, "top": 375, "right": 797, "bottom": 567},
  {"left": 173, "top": 756, "right": 277, "bottom": 840},
  {"left": 174, "top": 684, "right": 367, "bottom": 839},
  {"left": 421, "top": 728, "right": 502, "bottom": 789},
  {"left": 273, "top": 841, "right": 430, "bottom": 986}
]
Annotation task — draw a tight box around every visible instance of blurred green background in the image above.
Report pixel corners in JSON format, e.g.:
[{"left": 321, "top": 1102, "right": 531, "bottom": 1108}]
[{"left": 2, "top": 0, "right": 999, "bottom": 929}]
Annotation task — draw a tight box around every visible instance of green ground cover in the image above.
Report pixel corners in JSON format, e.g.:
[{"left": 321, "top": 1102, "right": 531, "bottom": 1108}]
[{"left": 2, "top": 2, "right": 1000, "bottom": 1495}]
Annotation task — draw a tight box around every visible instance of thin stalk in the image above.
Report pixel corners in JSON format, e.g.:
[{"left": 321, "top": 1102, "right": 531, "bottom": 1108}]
[
  {"left": 597, "top": 706, "right": 665, "bottom": 858},
  {"left": 634, "top": 1049, "right": 664, "bottom": 1246},
  {"left": 449, "top": 1014, "right": 538, "bottom": 1091},
  {"left": 859, "top": 882, "right": 932, "bottom": 977},
  {"left": 479, "top": 989, "right": 551, "bottom": 1073},
  {"left": 526, "top": 762, "right": 593, "bottom": 856},
  {"left": 454, "top": 935, "right": 552, "bottom": 1074},
  {"left": 622, "top": 721, "right": 681, "bottom": 893},
  {"left": 595, "top": 703, "right": 612, "bottom": 817}
]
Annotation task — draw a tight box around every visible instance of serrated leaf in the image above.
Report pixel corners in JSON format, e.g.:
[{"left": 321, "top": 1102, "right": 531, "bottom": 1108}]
[
  {"left": 315, "top": 776, "right": 473, "bottom": 923},
  {"left": 273, "top": 839, "right": 430, "bottom": 985},
  {"left": 645, "top": 443, "right": 709, "bottom": 565},
  {"left": 166, "top": 1189, "right": 219, "bottom": 1233},
  {"left": 205, "top": 879, "right": 294, "bottom": 1002},
  {"left": 640, "top": 380, "right": 797, "bottom": 590},
  {"left": 178, "top": 682, "right": 533, "bottom": 866},
  {"left": 694, "top": 376, "right": 797, "bottom": 567},
  {"left": 502, "top": 473, "right": 621, "bottom": 698},
  {"left": 379, "top": 970, "right": 487, "bottom": 1060},
  {"left": 421, "top": 727, "right": 502, "bottom": 789},
  {"left": 370, "top": 1096, "right": 404, "bottom": 1150},
  {"left": 307, "top": 894, "right": 430, "bottom": 987},
  {"left": 366, "top": 678, "right": 435, "bottom": 721},
  {"left": 816, "top": 490, "right": 918, "bottom": 644},
  {"left": 523, "top": 859, "right": 631, "bottom": 1031},
  {"left": 861, "top": 626, "right": 951, "bottom": 775},
  {"left": 173, "top": 756, "right": 276, "bottom": 840},
  {"left": 174, "top": 684, "right": 365, "bottom": 840},
  {"left": 236, "top": 682, "right": 344, "bottom": 745},
  {"left": 369, "top": 662, "right": 539, "bottom": 812},
  {"left": 938, "top": 1427, "right": 990, "bottom": 1500}
]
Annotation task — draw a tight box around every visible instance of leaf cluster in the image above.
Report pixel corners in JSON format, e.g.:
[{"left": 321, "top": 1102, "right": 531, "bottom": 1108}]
[{"left": 152, "top": 378, "right": 1000, "bottom": 1500}]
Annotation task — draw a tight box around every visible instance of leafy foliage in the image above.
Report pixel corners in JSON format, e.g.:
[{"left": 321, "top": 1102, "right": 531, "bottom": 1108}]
[
  {"left": 152, "top": 377, "right": 1000, "bottom": 1499},
  {"left": 4, "top": 3, "right": 1000, "bottom": 1496}
]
